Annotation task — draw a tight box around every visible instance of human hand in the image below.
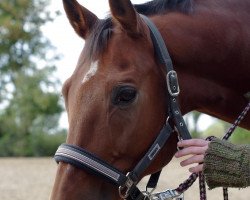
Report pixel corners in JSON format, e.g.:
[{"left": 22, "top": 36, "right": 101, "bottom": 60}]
[{"left": 174, "top": 139, "right": 210, "bottom": 173}]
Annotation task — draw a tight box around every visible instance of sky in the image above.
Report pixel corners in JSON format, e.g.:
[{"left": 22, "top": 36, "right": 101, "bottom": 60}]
[{"left": 42, "top": 0, "right": 214, "bottom": 130}]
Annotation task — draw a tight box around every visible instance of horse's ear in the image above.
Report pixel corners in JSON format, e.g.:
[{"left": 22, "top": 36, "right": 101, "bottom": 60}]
[
  {"left": 109, "top": 0, "right": 141, "bottom": 35},
  {"left": 63, "top": 0, "right": 99, "bottom": 39}
]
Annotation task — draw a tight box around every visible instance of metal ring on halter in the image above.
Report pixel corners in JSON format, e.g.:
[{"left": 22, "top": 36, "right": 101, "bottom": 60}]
[
  {"left": 118, "top": 185, "right": 130, "bottom": 199},
  {"left": 118, "top": 173, "right": 135, "bottom": 199},
  {"left": 165, "top": 116, "right": 170, "bottom": 125}
]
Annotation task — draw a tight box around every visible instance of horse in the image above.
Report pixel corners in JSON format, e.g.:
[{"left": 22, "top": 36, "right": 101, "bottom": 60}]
[{"left": 50, "top": 0, "right": 250, "bottom": 199}]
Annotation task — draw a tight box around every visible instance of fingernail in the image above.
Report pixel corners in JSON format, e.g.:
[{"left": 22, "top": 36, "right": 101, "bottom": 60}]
[{"left": 189, "top": 167, "right": 194, "bottom": 173}]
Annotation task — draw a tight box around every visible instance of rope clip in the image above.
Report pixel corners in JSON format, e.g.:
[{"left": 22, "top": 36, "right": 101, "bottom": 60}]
[{"left": 149, "top": 189, "right": 184, "bottom": 200}]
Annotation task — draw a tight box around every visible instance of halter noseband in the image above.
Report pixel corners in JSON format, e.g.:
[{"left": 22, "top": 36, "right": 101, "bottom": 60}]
[{"left": 54, "top": 15, "right": 192, "bottom": 200}]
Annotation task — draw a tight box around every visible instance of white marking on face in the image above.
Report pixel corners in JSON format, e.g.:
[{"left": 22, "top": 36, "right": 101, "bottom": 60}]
[{"left": 82, "top": 61, "right": 99, "bottom": 84}]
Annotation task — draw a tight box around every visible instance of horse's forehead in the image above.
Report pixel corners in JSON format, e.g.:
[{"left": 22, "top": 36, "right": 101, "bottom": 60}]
[
  {"left": 81, "top": 61, "right": 99, "bottom": 84},
  {"left": 71, "top": 29, "right": 154, "bottom": 87}
]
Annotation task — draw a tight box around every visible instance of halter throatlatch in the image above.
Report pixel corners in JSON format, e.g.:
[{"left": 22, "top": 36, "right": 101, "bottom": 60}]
[{"left": 55, "top": 15, "right": 192, "bottom": 200}]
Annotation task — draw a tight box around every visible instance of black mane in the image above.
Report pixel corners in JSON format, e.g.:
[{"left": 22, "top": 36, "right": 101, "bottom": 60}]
[
  {"left": 85, "top": 18, "right": 113, "bottom": 61},
  {"left": 86, "top": 0, "right": 193, "bottom": 61},
  {"left": 134, "top": 0, "right": 194, "bottom": 15}
]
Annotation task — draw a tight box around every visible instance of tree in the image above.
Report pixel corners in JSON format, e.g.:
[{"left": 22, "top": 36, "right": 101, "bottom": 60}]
[
  {"left": 203, "top": 120, "right": 250, "bottom": 144},
  {"left": 0, "top": 0, "right": 65, "bottom": 156},
  {"left": 231, "top": 127, "right": 250, "bottom": 144}
]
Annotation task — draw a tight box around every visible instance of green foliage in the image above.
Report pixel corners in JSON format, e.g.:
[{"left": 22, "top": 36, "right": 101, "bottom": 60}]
[
  {"left": 0, "top": 130, "right": 67, "bottom": 157},
  {"left": 29, "top": 130, "right": 67, "bottom": 156},
  {"left": 230, "top": 127, "right": 250, "bottom": 144},
  {"left": 203, "top": 119, "right": 250, "bottom": 144},
  {"left": 203, "top": 121, "right": 227, "bottom": 139},
  {"left": 0, "top": 0, "right": 65, "bottom": 156},
  {"left": 186, "top": 113, "right": 250, "bottom": 144}
]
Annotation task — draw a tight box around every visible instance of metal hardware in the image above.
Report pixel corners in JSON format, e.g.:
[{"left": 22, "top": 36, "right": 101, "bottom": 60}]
[
  {"left": 166, "top": 71, "right": 180, "bottom": 97},
  {"left": 144, "top": 185, "right": 157, "bottom": 200},
  {"left": 244, "top": 92, "right": 250, "bottom": 101},
  {"left": 119, "top": 185, "right": 129, "bottom": 199},
  {"left": 142, "top": 191, "right": 151, "bottom": 200},
  {"left": 119, "top": 173, "right": 135, "bottom": 199},
  {"left": 142, "top": 188, "right": 156, "bottom": 200},
  {"left": 177, "top": 133, "right": 183, "bottom": 151},
  {"left": 149, "top": 189, "right": 184, "bottom": 200},
  {"left": 165, "top": 117, "right": 170, "bottom": 125}
]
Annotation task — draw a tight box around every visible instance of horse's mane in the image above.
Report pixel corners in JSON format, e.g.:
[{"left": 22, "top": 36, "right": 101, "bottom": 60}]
[
  {"left": 134, "top": 0, "right": 194, "bottom": 15},
  {"left": 86, "top": 0, "right": 193, "bottom": 61}
]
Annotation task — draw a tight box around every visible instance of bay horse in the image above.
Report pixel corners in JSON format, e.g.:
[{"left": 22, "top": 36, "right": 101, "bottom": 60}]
[{"left": 51, "top": 0, "right": 250, "bottom": 199}]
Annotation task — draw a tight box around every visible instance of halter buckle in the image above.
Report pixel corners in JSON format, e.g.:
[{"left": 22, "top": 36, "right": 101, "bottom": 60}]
[{"left": 166, "top": 71, "right": 180, "bottom": 97}]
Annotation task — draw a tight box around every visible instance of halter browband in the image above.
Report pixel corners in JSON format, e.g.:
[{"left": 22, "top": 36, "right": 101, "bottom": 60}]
[{"left": 54, "top": 15, "right": 192, "bottom": 200}]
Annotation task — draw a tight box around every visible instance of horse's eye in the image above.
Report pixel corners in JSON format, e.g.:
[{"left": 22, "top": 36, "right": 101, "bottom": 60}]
[{"left": 112, "top": 86, "right": 137, "bottom": 106}]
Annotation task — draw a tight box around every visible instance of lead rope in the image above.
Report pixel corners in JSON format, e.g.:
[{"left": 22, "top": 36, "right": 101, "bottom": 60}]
[
  {"left": 175, "top": 101, "right": 250, "bottom": 200},
  {"left": 220, "top": 101, "right": 250, "bottom": 200},
  {"left": 199, "top": 172, "right": 207, "bottom": 200}
]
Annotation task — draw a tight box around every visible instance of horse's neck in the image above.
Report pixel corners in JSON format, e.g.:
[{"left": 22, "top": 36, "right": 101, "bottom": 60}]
[
  {"left": 155, "top": 12, "right": 249, "bottom": 83},
  {"left": 154, "top": 10, "right": 250, "bottom": 129}
]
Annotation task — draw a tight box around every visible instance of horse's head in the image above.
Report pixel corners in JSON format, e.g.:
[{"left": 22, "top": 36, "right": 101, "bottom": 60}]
[{"left": 51, "top": 0, "right": 178, "bottom": 199}]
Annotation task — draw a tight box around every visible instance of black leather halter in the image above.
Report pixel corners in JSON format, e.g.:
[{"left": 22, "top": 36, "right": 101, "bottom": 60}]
[{"left": 54, "top": 15, "right": 192, "bottom": 200}]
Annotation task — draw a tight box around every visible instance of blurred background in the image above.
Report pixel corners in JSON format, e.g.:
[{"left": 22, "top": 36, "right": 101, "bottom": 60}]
[{"left": 0, "top": 0, "right": 249, "bottom": 199}]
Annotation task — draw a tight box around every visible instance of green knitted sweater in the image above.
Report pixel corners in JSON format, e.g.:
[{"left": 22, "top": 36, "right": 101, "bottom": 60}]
[{"left": 203, "top": 138, "right": 250, "bottom": 189}]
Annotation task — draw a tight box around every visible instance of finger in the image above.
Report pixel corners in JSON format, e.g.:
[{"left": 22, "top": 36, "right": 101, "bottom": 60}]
[
  {"left": 189, "top": 164, "right": 204, "bottom": 173},
  {"left": 177, "top": 139, "right": 209, "bottom": 148},
  {"left": 180, "top": 155, "right": 204, "bottom": 167},
  {"left": 175, "top": 146, "right": 208, "bottom": 158}
]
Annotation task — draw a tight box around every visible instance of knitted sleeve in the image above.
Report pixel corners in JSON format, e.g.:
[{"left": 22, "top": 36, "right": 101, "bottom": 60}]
[{"left": 203, "top": 138, "right": 250, "bottom": 189}]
